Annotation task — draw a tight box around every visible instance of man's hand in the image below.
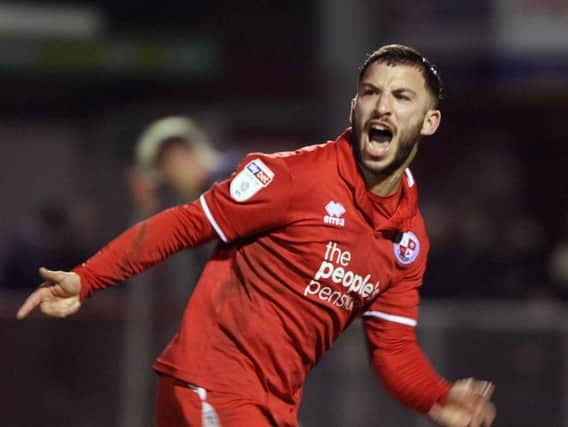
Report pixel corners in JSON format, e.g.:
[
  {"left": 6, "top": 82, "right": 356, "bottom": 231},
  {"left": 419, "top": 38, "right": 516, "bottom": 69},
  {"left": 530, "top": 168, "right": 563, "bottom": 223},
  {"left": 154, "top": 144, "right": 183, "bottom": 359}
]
[
  {"left": 428, "top": 378, "right": 496, "bottom": 427},
  {"left": 16, "top": 267, "right": 82, "bottom": 319}
]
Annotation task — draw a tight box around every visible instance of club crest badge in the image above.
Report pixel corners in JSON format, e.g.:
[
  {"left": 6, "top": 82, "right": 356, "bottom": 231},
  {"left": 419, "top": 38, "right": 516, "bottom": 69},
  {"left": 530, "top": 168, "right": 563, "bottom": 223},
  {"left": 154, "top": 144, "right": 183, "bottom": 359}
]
[
  {"left": 230, "top": 159, "right": 274, "bottom": 202},
  {"left": 393, "top": 231, "right": 420, "bottom": 265}
]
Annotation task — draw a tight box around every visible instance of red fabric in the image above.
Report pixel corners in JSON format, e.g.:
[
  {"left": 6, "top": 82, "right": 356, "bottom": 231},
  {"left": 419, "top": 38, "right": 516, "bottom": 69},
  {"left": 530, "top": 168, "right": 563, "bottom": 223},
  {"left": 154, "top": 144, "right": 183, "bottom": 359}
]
[
  {"left": 364, "top": 319, "right": 451, "bottom": 413},
  {"left": 367, "top": 180, "right": 403, "bottom": 218},
  {"left": 155, "top": 375, "right": 275, "bottom": 427},
  {"left": 361, "top": 175, "right": 450, "bottom": 412},
  {"left": 74, "top": 129, "right": 450, "bottom": 422},
  {"left": 74, "top": 202, "right": 216, "bottom": 301}
]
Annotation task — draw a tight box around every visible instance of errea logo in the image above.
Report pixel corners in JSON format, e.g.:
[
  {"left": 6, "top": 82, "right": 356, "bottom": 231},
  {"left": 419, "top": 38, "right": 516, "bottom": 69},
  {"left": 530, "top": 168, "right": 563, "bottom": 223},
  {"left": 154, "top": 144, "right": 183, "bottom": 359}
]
[{"left": 324, "top": 201, "right": 345, "bottom": 227}]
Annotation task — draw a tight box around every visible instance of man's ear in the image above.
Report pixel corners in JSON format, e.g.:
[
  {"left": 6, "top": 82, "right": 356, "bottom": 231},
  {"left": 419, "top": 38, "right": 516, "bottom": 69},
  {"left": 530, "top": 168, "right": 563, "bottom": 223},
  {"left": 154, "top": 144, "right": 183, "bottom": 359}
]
[
  {"left": 420, "top": 109, "right": 441, "bottom": 136},
  {"left": 349, "top": 97, "right": 356, "bottom": 124}
]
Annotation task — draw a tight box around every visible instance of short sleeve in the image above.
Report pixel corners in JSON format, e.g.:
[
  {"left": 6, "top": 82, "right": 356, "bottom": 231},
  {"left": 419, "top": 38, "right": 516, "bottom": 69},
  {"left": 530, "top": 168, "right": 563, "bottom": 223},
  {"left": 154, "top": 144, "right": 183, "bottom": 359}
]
[{"left": 199, "top": 153, "right": 294, "bottom": 243}]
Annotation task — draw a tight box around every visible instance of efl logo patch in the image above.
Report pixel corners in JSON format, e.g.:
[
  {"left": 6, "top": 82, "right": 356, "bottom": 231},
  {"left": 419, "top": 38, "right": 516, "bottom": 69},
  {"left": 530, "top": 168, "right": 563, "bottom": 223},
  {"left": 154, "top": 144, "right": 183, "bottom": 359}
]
[
  {"left": 230, "top": 159, "right": 274, "bottom": 202},
  {"left": 246, "top": 161, "right": 272, "bottom": 185},
  {"left": 393, "top": 231, "right": 420, "bottom": 265}
]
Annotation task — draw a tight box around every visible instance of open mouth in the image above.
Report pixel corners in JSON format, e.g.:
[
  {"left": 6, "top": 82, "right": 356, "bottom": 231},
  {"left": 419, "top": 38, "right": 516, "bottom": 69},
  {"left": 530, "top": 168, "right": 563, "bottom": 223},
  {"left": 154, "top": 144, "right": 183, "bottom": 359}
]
[
  {"left": 368, "top": 124, "right": 393, "bottom": 143},
  {"left": 365, "top": 124, "right": 393, "bottom": 158}
]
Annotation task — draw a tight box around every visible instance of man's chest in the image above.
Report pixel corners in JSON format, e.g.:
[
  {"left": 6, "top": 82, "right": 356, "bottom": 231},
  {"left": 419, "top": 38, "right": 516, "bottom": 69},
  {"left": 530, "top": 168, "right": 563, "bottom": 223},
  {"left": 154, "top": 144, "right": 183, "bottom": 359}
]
[{"left": 258, "top": 190, "right": 416, "bottom": 314}]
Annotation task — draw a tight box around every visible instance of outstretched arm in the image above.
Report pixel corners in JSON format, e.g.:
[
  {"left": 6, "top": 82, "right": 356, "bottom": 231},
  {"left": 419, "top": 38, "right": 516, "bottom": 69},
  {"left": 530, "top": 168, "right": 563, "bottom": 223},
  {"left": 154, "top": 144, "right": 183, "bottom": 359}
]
[{"left": 17, "top": 200, "right": 217, "bottom": 319}]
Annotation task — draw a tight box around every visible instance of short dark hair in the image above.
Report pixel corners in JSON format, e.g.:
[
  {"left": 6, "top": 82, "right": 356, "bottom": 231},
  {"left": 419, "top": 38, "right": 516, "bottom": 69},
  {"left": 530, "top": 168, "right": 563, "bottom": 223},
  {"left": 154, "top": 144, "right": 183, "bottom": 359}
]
[{"left": 358, "top": 44, "right": 443, "bottom": 107}]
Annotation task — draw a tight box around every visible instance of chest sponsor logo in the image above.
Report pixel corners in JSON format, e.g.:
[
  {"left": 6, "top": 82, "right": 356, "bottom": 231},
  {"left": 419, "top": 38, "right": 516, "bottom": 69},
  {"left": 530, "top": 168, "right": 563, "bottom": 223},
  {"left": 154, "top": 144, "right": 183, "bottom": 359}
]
[
  {"left": 393, "top": 231, "right": 420, "bottom": 265},
  {"left": 303, "top": 241, "right": 380, "bottom": 312},
  {"left": 324, "top": 201, "right": 345, "bottom": 227},
  {"left": 229, "top": 159, "right": 274, "bottom": 202}
]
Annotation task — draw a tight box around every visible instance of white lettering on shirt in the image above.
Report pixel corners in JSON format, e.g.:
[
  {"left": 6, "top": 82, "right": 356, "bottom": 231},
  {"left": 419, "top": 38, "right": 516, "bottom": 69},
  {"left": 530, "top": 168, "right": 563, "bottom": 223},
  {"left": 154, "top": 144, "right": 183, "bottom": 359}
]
[{"left": 303, "top": 241, "right": 380, "bottom": 311}]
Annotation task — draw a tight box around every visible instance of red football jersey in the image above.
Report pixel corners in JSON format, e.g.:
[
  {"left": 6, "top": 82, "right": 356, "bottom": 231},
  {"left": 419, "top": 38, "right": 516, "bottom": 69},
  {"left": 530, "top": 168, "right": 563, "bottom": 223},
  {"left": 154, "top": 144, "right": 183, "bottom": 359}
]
[{"left": 76, "top": 129, "right": 449, "bottom": 426}]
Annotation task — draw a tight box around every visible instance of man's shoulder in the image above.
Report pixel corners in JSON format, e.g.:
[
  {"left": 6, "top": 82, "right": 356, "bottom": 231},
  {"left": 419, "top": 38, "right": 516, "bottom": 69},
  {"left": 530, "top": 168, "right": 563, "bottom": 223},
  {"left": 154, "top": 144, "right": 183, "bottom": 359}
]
[
  {"left": 267, "top": 140, "right": 339, "bottom": 172},
  {"left": 235, "top": 139, "right": 345, "bottom": 189},
  {"left": 410, "top": 208, "right": 430, "bottom": 254}
]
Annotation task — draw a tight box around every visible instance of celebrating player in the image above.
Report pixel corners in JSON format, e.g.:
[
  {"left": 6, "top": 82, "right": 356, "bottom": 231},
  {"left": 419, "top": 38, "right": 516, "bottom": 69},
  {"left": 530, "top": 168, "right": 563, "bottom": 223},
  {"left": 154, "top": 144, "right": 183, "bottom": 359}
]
[{"left": 17, "top": 44, "right": 496, "bottom": 427}]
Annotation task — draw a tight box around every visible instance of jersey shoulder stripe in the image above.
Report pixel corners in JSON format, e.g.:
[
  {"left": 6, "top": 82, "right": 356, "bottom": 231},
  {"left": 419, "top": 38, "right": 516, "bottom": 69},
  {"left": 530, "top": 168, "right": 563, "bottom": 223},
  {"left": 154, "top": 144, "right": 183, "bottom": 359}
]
[{"left": 200, "top": 194, "right": 229, "bottom": 243}]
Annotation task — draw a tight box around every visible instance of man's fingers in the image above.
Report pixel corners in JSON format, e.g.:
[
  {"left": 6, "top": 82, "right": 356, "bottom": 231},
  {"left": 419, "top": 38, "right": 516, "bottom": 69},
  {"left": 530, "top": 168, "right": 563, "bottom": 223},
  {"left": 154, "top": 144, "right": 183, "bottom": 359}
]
[
  {"left": 469, "top": 407, "right": 484, "bottom": 427},
  {"left": 40, "top": 300, "right": 78, "bottom": 318},
  {"left": 468, "top": 398, "right": 497, "bottom": 427},
  {"left": 481, "top": 402, "right": 496, "bottom": 426},
  {"left": 16, "top": 287, "right": 48, "bottom": 319},
  {"left": 452, "top": 390, "right": 483, "bottom": 413},
  {"left": 17, "top": 266, "right": 61, "bottom": 319},
  {"left": 431, "top": 403, "right": 471, "bottom": 427},
  {"left": 472, "top": 403, "right": 496, "bottom": 427},
  {"left": 39, "top": 267, "right": 63, "bottom": 282},
  {"left": 478, "top": 381, "right": 495, "bottom": 399},
  {"left": 17, "top": 268, "right": 81, "bottom": 320},
  {"left": 466, "top": 380, "right": 494, "bottom": 399}
]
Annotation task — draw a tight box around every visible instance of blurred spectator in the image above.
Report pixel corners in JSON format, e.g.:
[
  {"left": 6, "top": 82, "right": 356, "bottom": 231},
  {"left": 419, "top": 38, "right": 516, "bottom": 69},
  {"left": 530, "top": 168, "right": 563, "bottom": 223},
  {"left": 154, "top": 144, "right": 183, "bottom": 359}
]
[
  {"left": 116, "top": 116, "right": 240, "bottom": 426},
  {"left": 128, "top": 116, "right": 237, "bottom": 216},
  {"left": 1, "top": 201, "right": 91, "bottom": 290},
  {"left": 125, "top": 116, "right": 239, "bottom": 300}
]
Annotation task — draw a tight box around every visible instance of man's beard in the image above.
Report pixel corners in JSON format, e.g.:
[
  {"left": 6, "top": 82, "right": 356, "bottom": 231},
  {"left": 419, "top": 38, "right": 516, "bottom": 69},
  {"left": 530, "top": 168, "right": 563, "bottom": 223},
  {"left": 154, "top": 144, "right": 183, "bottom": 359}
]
[{"left": 350, "top": 121, "right": 421, "bottom": 177}]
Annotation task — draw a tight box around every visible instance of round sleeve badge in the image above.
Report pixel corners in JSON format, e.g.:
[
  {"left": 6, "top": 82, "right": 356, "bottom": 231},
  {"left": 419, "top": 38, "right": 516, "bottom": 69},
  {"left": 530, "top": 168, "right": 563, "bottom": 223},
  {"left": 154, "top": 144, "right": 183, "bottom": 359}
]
[
  {"left": 229, "top": 159, "right": 274, "bottom": 202},
  {"left": 393, "top": 231, "right": 420, "bottom": 265}
]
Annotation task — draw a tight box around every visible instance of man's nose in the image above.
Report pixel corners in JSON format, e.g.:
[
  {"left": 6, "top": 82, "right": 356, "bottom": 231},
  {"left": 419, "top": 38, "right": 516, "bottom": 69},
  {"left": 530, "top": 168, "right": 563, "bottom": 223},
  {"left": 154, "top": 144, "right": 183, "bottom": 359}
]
[{"left": 375, "top": 95, "right": 391, "bottom": 115}]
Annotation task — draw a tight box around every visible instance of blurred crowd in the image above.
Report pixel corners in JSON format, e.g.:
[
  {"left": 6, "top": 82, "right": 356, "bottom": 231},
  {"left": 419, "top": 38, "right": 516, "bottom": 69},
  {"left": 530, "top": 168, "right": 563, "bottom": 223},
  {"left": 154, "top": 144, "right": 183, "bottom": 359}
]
[{"left": 420, "top": 133, "right": 562, "bottom": 300}]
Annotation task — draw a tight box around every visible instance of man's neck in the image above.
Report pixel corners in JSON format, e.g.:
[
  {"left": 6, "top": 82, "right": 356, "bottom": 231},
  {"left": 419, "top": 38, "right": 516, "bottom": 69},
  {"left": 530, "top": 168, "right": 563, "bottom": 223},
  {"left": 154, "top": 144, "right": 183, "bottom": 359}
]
[
  {"left": 362, "top": 168, "right": 404, "bottom": 196},
  {"left": 362, "top": 145, "right": 418, "bottom": 196}
]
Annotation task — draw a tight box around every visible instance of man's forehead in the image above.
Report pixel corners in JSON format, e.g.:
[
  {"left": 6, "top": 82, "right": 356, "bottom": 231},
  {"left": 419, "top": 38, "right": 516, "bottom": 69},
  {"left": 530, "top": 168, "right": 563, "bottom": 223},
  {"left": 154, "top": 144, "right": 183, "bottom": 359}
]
[{"left": 361, "top": 62, "right": 427, "bottom": 88}]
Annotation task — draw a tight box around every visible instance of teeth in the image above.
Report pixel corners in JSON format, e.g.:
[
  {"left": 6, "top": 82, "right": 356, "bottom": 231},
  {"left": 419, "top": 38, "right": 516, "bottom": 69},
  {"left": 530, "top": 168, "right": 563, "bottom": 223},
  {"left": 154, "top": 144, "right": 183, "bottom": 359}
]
[{"left": 370, "top": 124, "right": 388, "bottom": 131}]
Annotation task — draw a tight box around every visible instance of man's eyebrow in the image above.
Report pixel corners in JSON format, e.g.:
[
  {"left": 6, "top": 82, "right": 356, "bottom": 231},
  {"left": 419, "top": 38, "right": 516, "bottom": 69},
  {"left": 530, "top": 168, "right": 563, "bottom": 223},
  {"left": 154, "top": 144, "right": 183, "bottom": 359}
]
[
  {"left": 359, "top": 82, "right": 417, "bottom": 96},
  {"left": 359, "top": 82, "right": 379, "bottom": 90},
  {"left": 393, "top": 87, "right": 417, "bottom": 96}
]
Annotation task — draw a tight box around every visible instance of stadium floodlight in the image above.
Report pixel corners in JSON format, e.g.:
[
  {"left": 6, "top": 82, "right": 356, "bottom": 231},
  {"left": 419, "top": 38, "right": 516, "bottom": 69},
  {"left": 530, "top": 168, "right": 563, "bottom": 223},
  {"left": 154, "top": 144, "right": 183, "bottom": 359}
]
[{"left": 0, "top": 3, "right": 104, "bottom": 39}]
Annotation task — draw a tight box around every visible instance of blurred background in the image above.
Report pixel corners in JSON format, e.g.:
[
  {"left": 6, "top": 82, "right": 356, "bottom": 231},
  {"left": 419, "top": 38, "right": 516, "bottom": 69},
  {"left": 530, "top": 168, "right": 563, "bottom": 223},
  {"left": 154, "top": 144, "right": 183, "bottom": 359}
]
[{"left": 0, "top": 1, "right": 567, "bottom": 426}]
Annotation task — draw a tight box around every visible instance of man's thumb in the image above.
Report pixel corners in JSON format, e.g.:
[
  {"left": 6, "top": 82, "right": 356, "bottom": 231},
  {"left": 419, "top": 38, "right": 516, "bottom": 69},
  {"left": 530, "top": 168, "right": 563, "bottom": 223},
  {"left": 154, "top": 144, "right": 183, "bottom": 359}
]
[{"left": 39, "top": 267, "right": 61, "bottom": 282}]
